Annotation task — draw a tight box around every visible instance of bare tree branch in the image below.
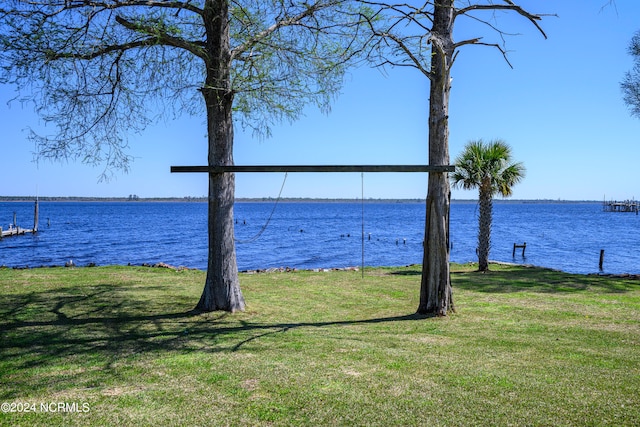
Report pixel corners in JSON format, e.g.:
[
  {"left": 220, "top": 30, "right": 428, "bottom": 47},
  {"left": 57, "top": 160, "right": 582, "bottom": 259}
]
[
  {"left": 454, "top": 37, "right": 514, "bottom": 68},
  {"left": 380, "top": 31, "right": 431, "bottom": 78},
  {"left": 455, "top": 2, "right": 549, "bottom": 40},
  {"left": 360, "top": 1, "right": 550, "bottom": 77}
]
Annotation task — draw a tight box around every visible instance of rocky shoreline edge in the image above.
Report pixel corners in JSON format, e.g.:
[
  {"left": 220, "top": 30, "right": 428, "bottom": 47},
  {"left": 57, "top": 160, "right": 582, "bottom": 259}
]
[
  {"left": 3, "top": 261, "right": 640, "bottom": 279},
  {"left": 0, "top": 261, "right": 362, "bottom": 274}
]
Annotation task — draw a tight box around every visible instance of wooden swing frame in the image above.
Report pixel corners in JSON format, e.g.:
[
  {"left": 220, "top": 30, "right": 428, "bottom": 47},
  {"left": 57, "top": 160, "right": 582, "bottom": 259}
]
[
  {"left": 171, "top": 165, "right": 454, "bottom": 173},
  {"left": 171, "top": 164, "right": 455, "bottom": 275}
]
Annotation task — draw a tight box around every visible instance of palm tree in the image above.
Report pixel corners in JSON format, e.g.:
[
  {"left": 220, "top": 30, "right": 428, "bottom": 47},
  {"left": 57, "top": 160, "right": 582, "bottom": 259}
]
[{"left": 451, "top": 139, "right": 525, "bottom": 272}]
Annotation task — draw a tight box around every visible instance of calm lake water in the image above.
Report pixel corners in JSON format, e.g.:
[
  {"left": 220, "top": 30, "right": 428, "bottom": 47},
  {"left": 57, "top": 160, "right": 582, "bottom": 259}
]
[{"left": 1, "top": 201, "right": 638, "bottom": 275}]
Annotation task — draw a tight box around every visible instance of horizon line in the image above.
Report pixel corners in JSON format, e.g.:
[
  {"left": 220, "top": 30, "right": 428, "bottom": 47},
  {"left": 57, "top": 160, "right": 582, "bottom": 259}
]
[{"left": 0, "top": 196, "right": 608, "bottom": 203}]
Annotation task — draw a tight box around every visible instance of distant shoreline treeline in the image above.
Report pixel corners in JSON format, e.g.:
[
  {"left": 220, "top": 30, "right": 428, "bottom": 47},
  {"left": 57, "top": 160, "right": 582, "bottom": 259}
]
[{"left": 0, "top": 196, "right": 601, "bottom": 204}]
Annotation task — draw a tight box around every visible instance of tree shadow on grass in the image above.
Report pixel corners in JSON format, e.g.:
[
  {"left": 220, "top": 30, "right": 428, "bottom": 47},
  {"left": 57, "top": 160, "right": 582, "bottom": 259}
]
[
  {"left": 451, "top": 266, "right": 638, "bottom": 294},
  {"left": 0, "top": 283, "right": 430, "bottom": 399},
  {"left": 387, "top": 263, "right": 638, "bottom": 294},
  {"left": 388, "top": 270, "right": 421, "bottom": 276}
]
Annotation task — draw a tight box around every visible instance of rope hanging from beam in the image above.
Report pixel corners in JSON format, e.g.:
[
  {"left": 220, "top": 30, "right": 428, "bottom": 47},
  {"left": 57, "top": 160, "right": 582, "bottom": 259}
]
[
  {"left": 361, "top": 172, "right": 365, "bottom": 278},
  {"left": 235, "top": 173, "right": 288, "bottom": 244}
]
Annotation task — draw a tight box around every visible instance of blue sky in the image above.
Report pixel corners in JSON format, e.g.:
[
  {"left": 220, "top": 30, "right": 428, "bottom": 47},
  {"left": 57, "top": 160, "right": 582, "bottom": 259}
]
[{"left": 2, "top": 0, "right": 640, "bottom": 200}]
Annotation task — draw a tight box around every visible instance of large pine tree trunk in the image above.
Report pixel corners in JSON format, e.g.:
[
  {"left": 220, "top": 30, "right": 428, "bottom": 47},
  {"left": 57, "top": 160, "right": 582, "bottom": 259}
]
[
  {"left": 417, "top": 1, "right": 454, "bottom": 316},
  {"left": 419, "top": 174, "right": 452, "bottom": 315},
  {"left": 196, "top": 0, "right": 245, "bottom": 312}
]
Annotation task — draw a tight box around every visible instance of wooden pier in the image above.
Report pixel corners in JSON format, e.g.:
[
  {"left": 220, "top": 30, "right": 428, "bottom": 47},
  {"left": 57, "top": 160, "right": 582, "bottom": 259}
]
[
  {"left": 602, "top": 200, "right": 640, "bottom": 213},
  {"left": 0, "top": 226, "right": 37, "bottom": 238},
  {"left": 0, "top": 199, "right": 39, "bottom": 239}
]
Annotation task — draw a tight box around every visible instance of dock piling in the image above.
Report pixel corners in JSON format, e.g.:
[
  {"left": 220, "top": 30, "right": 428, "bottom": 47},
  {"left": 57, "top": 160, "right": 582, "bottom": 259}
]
[
  {"left": 599, "top": 249, "right": 605, "bottom": 271},
  {"left": 513, "top": 242, "right": 527, "bottom": 257},
  {"left": 33, "top": 199, "right": 39, "bottom": 232}
]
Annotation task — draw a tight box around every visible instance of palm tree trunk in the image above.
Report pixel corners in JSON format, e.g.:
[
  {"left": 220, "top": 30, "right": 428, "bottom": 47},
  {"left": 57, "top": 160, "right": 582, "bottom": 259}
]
[{"left": 477, "top": 184, "right": 492, "bottom": 272}]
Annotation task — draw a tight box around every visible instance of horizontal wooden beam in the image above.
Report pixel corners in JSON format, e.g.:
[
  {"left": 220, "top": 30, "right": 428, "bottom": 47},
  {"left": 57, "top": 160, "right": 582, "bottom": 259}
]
[{"left": 171, "top": 165, "right": 455, "bottom": 173}]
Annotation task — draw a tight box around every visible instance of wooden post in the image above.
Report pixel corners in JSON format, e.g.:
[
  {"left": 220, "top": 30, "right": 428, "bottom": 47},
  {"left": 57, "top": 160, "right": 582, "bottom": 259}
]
[
  {"left": 33, "top": 199, "right": 39, "bottom": 233},
  {"left": 599, "top": 249, "right": 605, "bottom": 271},
  {"left": 513, "top": 242, "right": 526, "bottom": 257}
]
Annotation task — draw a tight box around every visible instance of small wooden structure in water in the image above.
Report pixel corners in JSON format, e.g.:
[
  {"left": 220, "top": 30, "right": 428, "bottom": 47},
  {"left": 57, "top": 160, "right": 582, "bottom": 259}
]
[
  {"left": 0, "top": 199, "right": 39, "bottom": 238},
  {"left": 602, "top": 199, "right": 640, "bottom": 213}
]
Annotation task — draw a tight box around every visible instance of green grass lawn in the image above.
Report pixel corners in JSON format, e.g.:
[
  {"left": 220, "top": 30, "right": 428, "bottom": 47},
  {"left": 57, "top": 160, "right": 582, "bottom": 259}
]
[{"left": 0, "top": 264, "right": 638, "bottom": 426}]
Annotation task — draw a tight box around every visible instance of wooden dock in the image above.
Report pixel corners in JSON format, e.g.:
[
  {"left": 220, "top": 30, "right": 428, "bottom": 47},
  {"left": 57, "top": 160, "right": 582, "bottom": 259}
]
[
  {"left": 0, "top": 226, "right": 37, "bottom": 238},
  {"left": 603, "top": 200, "right": 640, "bottom": 213},
  {"left": 0, "top": 199, "right": 39, "bottom": 239}
]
